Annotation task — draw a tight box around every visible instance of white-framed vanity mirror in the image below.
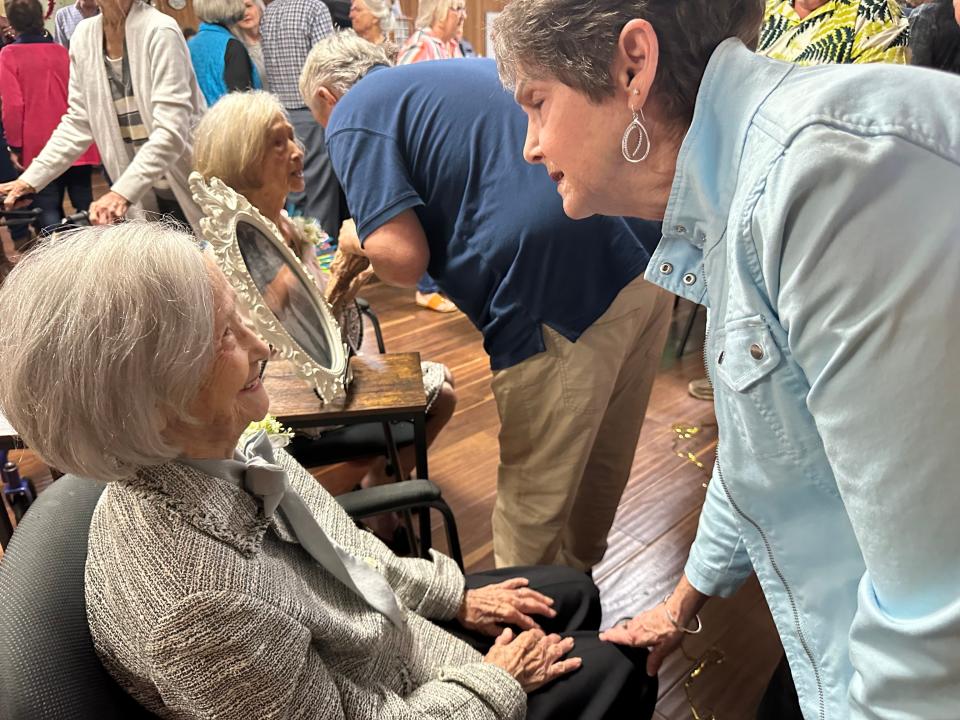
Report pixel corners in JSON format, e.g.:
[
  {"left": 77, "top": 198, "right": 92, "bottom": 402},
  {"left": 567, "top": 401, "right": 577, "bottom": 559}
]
[{"left": 189, "top": 172, "right": 350, "bottom": 406}]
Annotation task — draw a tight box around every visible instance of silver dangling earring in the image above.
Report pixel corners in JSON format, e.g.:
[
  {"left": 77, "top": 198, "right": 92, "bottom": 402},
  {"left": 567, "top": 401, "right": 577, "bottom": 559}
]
[{"left": 621, "top": 107, "right": 651, "bottom": 164}]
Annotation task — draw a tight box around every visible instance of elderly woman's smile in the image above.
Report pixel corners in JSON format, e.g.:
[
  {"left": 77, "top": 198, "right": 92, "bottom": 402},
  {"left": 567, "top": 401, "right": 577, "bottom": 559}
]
[{"left": 173, "top": 262, "right": 271, "bottom": 458}]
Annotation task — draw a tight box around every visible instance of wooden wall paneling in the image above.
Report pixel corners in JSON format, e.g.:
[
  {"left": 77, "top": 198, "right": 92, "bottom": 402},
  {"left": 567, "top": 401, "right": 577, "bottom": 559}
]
[{"left": 155, "top": 0, "right": 199, "bottom": 33}]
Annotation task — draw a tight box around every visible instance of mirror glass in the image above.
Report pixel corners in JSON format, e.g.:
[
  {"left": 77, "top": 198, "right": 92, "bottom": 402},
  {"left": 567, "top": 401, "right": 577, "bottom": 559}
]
[{"left": 235, "top": 220, "right": 334, "bottom": 369}]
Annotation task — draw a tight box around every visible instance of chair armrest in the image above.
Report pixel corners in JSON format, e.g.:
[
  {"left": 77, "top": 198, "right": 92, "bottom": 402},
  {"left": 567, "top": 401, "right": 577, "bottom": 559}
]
[{"left": 336, "top": 479, "right": 441, "bottom": 519}]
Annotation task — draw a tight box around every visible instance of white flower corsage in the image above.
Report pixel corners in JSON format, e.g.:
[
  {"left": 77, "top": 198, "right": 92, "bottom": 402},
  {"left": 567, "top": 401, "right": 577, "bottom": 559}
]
[{"left": 241, "top": 414, "right": 295, "bottom": 449}]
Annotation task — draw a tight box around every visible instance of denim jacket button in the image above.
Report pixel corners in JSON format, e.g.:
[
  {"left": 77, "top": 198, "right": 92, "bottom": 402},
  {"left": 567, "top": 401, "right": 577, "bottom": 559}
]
[
  {"left": 660, "top": 262, "right": 674, "bottom": 275},
  {"left": 675, "top": 224, "right": 687, "bottom": 234},
  {"left": 682, "top": 273, "right": 697, "bottom": 286},
  {"left": 750, "top": 343, "right": 764, "bottom": 360}
]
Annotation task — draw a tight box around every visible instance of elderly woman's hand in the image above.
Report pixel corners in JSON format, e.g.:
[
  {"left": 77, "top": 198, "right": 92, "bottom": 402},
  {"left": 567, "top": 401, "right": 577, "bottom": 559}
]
[
  {"left": 457, "top": 577, "right": 557, "bottom": 637},
  {"left": 88, "top": 191, "right": 130, "bottom": 225},
  {"left": 483, "top": 628, "right": 581, "bottom": 692},
  {"left": 337, "top": 219, "right": 365, "bottom": 257},
  {"left": 0, "top": 179, "right": 36, "bottom": 210}
]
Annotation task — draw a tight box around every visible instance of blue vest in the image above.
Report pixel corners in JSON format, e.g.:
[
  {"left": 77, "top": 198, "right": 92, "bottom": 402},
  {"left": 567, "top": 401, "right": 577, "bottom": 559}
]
[{"left": 188, "top": 22, "right": 261, "bottom": 106}]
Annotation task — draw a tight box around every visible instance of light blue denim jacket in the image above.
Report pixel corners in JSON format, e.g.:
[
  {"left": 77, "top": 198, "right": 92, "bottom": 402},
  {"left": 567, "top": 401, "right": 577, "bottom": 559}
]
[{"left": 646, "top": 39, "right": 960, "bottom": 720}]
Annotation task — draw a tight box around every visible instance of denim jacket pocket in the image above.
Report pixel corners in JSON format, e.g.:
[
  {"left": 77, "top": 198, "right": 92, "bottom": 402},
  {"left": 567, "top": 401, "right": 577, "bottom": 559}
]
[{"left": 716, "top": 316, "right": 781, "bottom": 392}]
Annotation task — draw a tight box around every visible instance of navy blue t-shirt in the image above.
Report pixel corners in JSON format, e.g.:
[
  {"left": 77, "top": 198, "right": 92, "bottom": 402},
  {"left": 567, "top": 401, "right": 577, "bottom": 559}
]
[{"left": 326, "top": 58, "right": 660, "bottom": 370}]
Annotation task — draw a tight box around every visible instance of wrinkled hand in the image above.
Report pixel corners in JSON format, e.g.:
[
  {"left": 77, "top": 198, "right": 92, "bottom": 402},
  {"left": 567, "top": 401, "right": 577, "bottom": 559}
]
[
  {"left": 457, "top": 577, "right": 557, "bottom": 637},
  {"left": 337, "top": 218, "right": 364, "bottom": 256},
  {"left": 599, "top": 603, "right": 685, "bottom": 677},
  {"left": 0, "top": 179, "right": 35, "bottom": 209},
  {"left": 325, "top": 243, "right": 373, "bottom": 318},
  {"left": 88, "top": 191, "right": 130, "bottom": 225},
  {"left": 483, "top": 628, "right": 581, "bottom": 693}
]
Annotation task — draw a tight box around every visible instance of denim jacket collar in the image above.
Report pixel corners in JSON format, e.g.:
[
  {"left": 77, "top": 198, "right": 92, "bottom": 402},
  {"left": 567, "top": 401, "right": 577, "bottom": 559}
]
[{"left": 648, "top": 40, "right": 794, "bottom": 305}]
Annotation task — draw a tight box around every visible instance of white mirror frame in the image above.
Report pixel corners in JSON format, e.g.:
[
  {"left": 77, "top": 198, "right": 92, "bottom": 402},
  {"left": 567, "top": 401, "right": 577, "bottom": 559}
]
[{"left": 189, "top": 172, "right": 350, "bottom": 406}]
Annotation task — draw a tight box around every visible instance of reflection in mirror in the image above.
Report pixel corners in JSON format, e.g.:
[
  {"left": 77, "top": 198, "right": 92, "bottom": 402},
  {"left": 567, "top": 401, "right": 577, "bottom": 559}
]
[{"left": 235, "top": 220, "right": 334, "bottom": 369}]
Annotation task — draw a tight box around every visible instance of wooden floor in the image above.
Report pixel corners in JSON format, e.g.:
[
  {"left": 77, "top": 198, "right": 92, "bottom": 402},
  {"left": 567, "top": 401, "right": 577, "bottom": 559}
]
[{"left": 4, "top": 265, "right": 784, "bottom": 718}]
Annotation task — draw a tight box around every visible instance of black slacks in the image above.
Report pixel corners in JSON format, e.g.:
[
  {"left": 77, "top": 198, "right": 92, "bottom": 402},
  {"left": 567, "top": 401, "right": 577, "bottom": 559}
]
[
  {"left": 440, "top": 565, "right": 658, "bottom": 720},
  {"left": 756, "top": 655, "right": 804, "bottom": 720}
]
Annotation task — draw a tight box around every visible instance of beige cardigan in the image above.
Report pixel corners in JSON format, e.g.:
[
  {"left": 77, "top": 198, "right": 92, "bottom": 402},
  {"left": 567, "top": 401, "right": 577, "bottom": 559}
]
[
  {"left": 21, "top": 2, "right": 206, "bottom": 231},
  {"left": 85, "top": 448, "right": 526, "bottom": 719}
]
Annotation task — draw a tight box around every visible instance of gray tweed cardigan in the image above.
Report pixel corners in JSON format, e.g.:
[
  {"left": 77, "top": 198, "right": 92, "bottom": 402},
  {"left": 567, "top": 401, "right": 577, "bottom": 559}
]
[{"left": 84, "top": 448, "right": 526, "bottom": 719}]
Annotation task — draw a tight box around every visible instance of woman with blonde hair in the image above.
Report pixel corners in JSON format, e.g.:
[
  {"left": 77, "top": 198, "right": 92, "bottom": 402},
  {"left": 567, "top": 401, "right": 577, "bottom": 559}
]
[{"left": 193, "top": 90, "right": 457, "bottom": 546}]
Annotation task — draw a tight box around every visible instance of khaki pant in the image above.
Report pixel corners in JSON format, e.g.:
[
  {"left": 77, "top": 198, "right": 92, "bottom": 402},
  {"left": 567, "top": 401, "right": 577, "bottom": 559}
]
[{"left": 491, "top": 276, "right": 672, "bottom": 570}]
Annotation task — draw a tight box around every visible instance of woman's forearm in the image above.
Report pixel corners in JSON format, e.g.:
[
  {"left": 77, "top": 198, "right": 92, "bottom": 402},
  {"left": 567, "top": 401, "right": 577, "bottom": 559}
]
[{"left": 665, "top": 574, "right": 710, "bottom": 628}]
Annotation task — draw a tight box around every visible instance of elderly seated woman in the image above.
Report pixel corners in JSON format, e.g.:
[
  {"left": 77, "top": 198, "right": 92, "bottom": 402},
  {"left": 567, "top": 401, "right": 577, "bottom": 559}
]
[
  {"left": 193, "top": 91, "right": 455, "bottom": 545},
  {"left": 0, "top": 223, "right": 655, "bottom": 719}
]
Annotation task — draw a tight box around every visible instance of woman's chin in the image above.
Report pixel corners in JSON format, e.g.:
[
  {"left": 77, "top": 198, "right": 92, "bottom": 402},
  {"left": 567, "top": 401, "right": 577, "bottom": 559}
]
[
  {"left": 289, "top": 179, "right": 306, "bottom": 194},
  {"left": 239, "top": 384, "right": 271, "bottom": 423},
  {"left": 560, "top": 194, "right": 593, "bottom": 221}
]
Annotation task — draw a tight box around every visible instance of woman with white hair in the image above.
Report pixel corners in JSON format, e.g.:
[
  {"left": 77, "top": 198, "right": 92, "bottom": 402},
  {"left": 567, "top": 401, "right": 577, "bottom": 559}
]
[
  {"left": 350, "top": 0, "right": 396, "bottom": 45},
  {"left": 0, "top": 221, "right": 655, "bottom": 719},
  {"left": 0, "top": 0, "right": 205, "bottom": 229},
  {"left": 188, "top": 0, "right": 262, "bottom": 105},
  {"left": 193, "top": 90, "right": 457, "bottom": 546}
]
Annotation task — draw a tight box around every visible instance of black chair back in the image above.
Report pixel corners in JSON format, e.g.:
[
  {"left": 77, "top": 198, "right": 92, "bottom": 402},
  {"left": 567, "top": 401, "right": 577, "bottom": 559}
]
[{"left": 0, "top": 475, "right": 158, "bottom": 719}]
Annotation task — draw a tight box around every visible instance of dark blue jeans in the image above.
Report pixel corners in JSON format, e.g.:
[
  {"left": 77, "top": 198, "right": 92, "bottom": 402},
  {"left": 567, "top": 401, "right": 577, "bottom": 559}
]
[{"left": 33, "top": 165, "right": 94, "bottom": 236}]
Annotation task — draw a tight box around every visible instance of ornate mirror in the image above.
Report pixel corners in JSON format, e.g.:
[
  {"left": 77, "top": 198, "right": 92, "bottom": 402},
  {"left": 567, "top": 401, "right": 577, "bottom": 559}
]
[{"left": 189, "top": 172, "right": 350, "bottom": 405}]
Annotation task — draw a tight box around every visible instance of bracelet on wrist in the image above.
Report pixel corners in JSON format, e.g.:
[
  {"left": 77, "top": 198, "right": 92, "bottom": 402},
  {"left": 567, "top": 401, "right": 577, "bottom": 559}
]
[{"left": 661, "top": 595, "right": 703, "bottom": 635}]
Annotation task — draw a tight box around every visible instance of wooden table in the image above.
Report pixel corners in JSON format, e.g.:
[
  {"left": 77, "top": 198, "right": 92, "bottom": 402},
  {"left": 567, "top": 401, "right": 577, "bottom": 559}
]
[{"left": 264, "top": 352, "right": 430, "bottom": 479}]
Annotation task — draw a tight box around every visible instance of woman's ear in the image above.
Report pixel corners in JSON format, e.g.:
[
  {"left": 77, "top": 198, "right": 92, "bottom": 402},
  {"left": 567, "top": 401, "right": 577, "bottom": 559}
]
[{"left": 616, "top": 18, "right": 660, "bottom": 110}]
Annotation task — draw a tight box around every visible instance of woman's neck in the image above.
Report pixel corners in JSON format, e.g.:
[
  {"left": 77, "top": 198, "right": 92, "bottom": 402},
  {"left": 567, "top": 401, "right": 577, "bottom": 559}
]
[
  {"left": 101, "top": 0, "right": 133, "bottom": 52},
  {"left": 245, "top": 187, "right": 285, "bottom": 227},
  {"left": 429, "top": 22, "right": 453, "bottom": 43},
  {"left": 793, "top": 0, "right": 829, "bottom": 19},
  {"left": 238, "top": 26, "right": 261, "bottom": 43},
  {"left": 617, "top": 123, "right": 685, "bottom": 221},
  {"left": 360, "top": 26, "right": 384, "bottom": 45},
  {"left": 101, "top": 0, "right": 133, "bottom": 26}
]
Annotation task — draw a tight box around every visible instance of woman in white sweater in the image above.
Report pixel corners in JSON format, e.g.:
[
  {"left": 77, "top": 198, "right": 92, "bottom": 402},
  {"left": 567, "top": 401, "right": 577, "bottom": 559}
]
[{"left": 0, "top": 0, "right": 205, "bottom": 230}]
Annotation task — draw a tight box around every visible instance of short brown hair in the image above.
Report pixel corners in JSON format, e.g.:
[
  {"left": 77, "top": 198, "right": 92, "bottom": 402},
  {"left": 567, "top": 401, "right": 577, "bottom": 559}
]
[
  {"left": 493, "top": 0, "right": 765, "bottom": 126},
  {"left": 6, "top": 0, "right": 44, "bottom": 35}
]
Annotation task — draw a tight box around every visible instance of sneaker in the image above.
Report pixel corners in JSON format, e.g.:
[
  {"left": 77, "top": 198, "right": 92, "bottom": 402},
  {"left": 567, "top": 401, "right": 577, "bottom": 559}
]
[
  {"left": 688, "top": 377, "right": 714, "bottom": 401},
  {"left": 415, "top": 291, "right": 458, "bottom": 313}
]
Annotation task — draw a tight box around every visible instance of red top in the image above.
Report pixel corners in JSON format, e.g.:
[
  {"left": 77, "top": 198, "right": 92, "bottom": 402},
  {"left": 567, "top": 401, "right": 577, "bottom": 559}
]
[{"left": 0, "top": 41, "right": 100, "bottom": 168}]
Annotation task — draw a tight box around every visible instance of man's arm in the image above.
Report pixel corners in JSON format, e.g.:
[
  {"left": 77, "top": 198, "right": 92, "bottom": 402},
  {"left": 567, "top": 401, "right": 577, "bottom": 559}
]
[{"left": 340, "top": 209, "right": 430, "bottom": 288}]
